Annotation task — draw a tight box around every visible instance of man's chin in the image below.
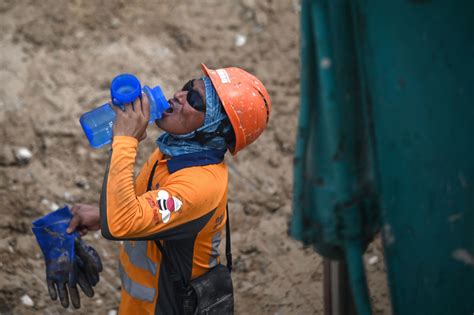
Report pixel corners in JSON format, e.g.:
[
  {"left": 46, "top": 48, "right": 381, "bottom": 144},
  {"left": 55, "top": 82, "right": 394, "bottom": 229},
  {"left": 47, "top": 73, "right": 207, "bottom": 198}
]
[
  {"left": 155, "top": 120, "right": 164, "bottom": 129},
  {"left": 155, "top": 121, "right": 173, "bottom": 134}
]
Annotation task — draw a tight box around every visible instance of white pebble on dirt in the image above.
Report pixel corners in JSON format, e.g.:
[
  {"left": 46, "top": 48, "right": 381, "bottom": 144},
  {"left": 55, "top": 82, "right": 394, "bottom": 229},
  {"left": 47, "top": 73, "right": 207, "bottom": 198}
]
[
  {"left": 21, "top": 294, "right": 34, "bottom": 307},
  {"left": 15, "top": 147, "right": 32, "bottom": 162},
  {"left": 40, "top": 198, "right": 58, "bottom": 210},
  {"left": 235, "top": 34, "right": 247, "bottom": 47},
  {"left": 111, "top": 17, "right": 120, "bottom": 27},
  {"left": 108, "top": 310, "right": 117, "bottom": 315},
  {"left": 63, "top": 191, "right": 72, "bottom": 201}
]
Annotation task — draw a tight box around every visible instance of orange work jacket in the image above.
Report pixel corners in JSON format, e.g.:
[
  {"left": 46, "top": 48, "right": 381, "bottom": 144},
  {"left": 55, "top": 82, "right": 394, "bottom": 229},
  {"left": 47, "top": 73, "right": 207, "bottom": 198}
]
[{"left": 100, "top": 136, "right": 228, "bottom": 314}]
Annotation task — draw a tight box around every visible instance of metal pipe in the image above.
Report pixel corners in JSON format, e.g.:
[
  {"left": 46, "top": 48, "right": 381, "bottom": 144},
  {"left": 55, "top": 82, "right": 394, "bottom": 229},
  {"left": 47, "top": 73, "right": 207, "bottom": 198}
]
[{"left": 344, "top": 240, "right": 372, "bottom": 315}]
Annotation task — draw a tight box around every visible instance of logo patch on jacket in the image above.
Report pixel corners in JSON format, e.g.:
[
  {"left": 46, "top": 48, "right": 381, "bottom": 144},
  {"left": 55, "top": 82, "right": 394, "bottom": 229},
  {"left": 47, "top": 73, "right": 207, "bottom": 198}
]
[{"left": 157, "top": 190, "right": 182, "bottom": 224}]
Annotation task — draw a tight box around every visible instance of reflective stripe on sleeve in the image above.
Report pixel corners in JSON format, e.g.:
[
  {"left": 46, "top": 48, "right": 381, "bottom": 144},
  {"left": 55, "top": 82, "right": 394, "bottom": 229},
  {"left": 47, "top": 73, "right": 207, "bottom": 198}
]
[{"left": 119, "top": 262, "right": 156, "bottom": 303}]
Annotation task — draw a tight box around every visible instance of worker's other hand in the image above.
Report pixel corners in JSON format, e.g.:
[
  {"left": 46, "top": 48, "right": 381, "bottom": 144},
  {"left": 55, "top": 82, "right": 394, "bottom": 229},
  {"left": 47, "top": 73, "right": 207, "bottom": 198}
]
[
  {"left": 67, "top": 204, "right": 100, "bottom": 236},
  {"left": 111, "top": 94, "right": 150, "bottom": 142}
]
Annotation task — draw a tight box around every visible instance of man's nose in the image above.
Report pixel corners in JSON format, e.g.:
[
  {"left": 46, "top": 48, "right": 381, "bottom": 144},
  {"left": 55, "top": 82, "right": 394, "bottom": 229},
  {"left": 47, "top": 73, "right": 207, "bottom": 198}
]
[{"left": 173, "top": 90, "right": 187, "bottom": 103}]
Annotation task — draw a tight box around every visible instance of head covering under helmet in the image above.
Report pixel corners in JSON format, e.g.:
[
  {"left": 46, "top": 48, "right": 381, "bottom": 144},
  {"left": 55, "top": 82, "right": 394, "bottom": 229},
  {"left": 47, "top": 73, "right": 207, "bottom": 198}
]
[{"left": 156, "top": 76, "right": 234, "bottom": 157}]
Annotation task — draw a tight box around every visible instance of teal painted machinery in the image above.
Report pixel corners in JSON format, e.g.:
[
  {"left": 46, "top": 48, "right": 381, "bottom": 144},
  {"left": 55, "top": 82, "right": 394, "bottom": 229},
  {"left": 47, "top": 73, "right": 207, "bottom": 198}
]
[{"left": 291, "top": 1, "right": 474, "bottom": 314}]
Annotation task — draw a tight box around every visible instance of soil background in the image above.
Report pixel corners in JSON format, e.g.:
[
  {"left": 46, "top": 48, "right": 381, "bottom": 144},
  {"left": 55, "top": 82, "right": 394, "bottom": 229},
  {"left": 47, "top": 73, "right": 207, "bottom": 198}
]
[{"left": 0, "top": 0, "right": 390, "bottom": 314}]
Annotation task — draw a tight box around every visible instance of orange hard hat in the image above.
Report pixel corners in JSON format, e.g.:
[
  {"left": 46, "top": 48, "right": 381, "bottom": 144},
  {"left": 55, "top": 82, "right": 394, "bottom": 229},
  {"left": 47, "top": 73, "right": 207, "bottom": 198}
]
[{"left": 201, "top": 64, "right": 271, "bottom": 155}]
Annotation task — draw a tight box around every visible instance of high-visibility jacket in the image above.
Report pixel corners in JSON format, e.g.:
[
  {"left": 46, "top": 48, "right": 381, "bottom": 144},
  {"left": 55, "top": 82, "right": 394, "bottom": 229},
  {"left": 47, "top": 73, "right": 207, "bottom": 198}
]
[{"left": 100, "top": 136, "right": 228, "bottom": 314}]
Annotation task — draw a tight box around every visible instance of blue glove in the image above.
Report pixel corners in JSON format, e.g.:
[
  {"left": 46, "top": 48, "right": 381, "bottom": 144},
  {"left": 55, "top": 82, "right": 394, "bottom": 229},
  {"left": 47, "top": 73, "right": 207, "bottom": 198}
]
[
  {"left": 32, "top": 206, "right": 102, "bottom": 308},
  {"left": 32, "top": 206, "right": 79, "bottom": 308}
]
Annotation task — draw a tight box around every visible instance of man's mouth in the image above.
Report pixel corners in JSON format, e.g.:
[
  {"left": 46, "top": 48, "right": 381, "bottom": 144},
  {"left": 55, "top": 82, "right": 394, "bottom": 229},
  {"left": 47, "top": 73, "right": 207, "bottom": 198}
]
[{"left": 165, "top": 100, "right": 174, "bottom": 113}]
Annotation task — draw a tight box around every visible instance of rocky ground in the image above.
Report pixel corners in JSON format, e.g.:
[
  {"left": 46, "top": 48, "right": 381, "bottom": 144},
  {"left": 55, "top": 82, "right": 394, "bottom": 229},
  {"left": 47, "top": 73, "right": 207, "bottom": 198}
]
[{"left": 0, "top": 1, "right": 389, "bottom": 314}]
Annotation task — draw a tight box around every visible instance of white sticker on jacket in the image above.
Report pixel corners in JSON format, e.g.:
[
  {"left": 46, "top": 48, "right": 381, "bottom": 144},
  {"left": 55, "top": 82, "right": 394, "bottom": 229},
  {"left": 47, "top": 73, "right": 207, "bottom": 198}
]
[{"left": 156, "top": 190, "right": 183, "bottom": 224}]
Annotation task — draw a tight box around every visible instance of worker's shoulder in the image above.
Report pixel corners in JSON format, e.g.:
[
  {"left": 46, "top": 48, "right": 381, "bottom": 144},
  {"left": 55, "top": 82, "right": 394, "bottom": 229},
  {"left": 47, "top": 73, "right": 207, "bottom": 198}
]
[
  {"left": 173, "top": 161, "right": 227, "bottom": 177},
  {"left": 169, "top": 162, "right": 228, "bottom": 185},
  {"left": 164, "top": 163, "right": 228, "bottom": 203}
]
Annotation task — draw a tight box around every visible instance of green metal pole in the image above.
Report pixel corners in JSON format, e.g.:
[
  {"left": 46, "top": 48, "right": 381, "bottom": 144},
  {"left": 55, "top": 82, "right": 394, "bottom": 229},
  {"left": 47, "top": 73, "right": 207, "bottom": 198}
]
[{"left": 344, "top": 241, "right": 372, "bottom": 315}]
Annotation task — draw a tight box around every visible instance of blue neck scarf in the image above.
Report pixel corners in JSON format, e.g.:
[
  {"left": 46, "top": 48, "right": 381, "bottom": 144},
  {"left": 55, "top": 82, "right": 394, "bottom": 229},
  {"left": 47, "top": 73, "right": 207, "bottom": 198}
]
[{"left": 157, "top": 77, "right": 232, "bottom": 157}]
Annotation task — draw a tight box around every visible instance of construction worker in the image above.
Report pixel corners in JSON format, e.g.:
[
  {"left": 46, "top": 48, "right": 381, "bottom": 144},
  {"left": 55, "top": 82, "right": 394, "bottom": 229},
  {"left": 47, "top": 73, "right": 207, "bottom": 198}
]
[{"left": 67, "top": 64, "right": 271, "bottom": 314}]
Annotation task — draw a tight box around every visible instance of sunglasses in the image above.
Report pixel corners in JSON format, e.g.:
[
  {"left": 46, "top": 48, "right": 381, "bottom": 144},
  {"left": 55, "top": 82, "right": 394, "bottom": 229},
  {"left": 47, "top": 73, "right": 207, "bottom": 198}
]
[{"left": 182, "top": 79, "right": 206, "bottom": 112}]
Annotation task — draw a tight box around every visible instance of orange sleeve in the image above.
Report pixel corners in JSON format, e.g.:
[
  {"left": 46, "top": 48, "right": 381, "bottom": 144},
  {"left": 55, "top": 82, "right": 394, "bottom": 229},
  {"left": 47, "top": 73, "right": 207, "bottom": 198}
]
[{"left": 100, "top": 136, "right": 226, "bottom": 240}]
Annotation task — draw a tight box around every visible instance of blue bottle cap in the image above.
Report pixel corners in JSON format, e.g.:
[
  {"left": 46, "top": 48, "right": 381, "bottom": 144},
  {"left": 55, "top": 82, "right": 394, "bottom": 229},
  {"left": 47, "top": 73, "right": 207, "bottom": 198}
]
[
  {"left": 110, "top": 74, "right": 142, "bottom": 106},
  {"left": 143, "top": 85, "right": 170, "bottom": 120}
]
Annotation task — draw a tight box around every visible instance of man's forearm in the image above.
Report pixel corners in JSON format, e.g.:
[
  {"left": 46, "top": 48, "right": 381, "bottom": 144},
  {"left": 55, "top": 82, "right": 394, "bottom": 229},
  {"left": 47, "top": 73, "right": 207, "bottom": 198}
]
[{"left": 100, "top": 136, "right": 140, "bottom": 239}]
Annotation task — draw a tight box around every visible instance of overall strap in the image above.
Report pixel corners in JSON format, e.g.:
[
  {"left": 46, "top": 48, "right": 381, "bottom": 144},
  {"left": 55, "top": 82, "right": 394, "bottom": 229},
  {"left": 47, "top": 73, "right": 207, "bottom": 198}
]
[
  {"left": 225, "top": 204, "right": 232, "bottom": 272},
  {"left": 147, "top": 161, "right": 159, "bottom": 191},
  {"left": 146, "top": 158, "right": 233, "bottom": 273},
  {"left": 147, "top": 160, "right": 189, "bottom": 292}
]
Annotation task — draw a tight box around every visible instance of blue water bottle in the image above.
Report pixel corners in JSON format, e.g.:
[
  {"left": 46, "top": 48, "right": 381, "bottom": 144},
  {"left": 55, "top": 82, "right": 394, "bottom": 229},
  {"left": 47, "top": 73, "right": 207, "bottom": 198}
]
[{"left": 80, "top": 74, "right": 170, "bottom": 148}]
